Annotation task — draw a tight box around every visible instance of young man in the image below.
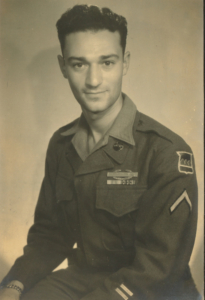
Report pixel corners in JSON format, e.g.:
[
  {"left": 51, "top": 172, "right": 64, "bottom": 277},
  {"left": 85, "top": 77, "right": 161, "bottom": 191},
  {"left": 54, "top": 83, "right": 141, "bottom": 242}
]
[{"left": 0, "top": 5, "right": 200, "bottom": 300}]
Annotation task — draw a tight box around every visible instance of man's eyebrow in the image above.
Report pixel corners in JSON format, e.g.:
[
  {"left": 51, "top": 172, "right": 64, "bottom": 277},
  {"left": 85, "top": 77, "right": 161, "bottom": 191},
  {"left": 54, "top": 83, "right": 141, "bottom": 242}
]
[
  {"left": 67, "top": 54, "right": 119, "bottom": 62},
  {"left": 67, "top": 56, "right": 87, "bottom": 62},
  {"left": 100, "top": 54, "right": 119, "bottom": 60}
]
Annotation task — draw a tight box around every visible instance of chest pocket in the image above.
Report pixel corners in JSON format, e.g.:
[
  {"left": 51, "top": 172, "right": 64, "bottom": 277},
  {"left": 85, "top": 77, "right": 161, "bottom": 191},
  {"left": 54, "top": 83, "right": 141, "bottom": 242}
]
[
  {"left": 96, "top": 186, "right": 146, "bottom": 217},
  {"left": 96, "top": 186, "right": 147, "bottom": 250}
]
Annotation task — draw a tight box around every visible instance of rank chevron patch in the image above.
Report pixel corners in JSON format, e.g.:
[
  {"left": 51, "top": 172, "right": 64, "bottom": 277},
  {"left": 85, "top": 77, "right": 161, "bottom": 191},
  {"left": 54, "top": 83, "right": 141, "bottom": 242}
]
[
  {"left": 115, "top": 284, "right": 134, "bottom": 300},
  {"left": 170, "top": 190, "right": 192, "bottom": 213}
]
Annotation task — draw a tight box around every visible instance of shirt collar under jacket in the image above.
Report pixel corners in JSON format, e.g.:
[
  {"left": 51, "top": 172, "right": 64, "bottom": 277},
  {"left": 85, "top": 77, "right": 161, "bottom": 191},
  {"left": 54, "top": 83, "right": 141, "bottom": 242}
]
[{"left": 61, "top": 94, "right": 137, "bottom": 161}]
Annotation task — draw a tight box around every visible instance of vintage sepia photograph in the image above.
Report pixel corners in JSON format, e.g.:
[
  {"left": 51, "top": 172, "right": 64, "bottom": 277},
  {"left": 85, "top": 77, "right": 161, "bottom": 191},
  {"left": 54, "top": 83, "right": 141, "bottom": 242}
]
[{"left": 0, "top": 0, "right": 203, "bottom": 299}]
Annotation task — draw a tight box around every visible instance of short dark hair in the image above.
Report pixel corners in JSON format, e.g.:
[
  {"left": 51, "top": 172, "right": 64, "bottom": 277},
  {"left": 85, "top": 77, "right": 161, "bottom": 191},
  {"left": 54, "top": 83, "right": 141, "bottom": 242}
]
[{"left": 56, "top": 5, "right": 128, "bottom": 54}]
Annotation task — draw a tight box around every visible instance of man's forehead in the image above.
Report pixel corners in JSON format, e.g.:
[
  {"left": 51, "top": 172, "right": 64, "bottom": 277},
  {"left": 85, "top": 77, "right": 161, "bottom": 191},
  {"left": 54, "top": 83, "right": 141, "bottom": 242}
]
[
  {"left": 64, "top": 29, "right": 121, "bottom": 40},
  {"left": 63, "top": 30, "right": 122, "bottom": 58}
]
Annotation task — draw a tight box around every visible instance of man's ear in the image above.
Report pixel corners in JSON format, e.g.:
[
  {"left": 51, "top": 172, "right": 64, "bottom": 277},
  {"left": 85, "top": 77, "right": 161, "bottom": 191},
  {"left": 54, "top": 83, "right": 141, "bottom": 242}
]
[
  {"left": 57, "top": 55, "right": 67, "bottom": 79},
  {"left": 123, "top": 51, "right": 130, "bottom": 76}
]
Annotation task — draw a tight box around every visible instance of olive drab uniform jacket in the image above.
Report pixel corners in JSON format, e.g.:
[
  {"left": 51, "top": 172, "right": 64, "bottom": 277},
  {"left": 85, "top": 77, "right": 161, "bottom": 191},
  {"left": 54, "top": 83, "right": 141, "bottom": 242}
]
[{"left": 1, "top": 95, "right": 199, "bottom": 299}]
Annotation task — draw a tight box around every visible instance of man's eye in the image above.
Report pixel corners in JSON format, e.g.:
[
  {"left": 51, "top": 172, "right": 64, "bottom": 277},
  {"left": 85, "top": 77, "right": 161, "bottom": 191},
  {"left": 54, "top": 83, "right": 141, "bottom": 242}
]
[
  {"left": 103, "top": 61, "right": 114, "bottom": 66},
  {"left": 73, "top": 63, "right": 84, "bottom": 68}
]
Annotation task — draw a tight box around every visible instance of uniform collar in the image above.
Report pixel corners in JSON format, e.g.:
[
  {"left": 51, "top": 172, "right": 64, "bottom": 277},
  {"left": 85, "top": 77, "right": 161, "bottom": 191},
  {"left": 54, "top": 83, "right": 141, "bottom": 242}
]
[
  {"left": 108, "top": 94, "right": 136, "bottom": 145},
  {"left": 61, "top": 94, "right": 137, "bottom": 161}
]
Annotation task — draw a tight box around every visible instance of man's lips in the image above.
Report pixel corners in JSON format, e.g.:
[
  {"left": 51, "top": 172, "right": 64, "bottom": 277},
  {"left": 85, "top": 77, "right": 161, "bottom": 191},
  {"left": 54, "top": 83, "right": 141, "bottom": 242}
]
[{"left": 84, "top": 91, "right": 106, "bottom": 94}]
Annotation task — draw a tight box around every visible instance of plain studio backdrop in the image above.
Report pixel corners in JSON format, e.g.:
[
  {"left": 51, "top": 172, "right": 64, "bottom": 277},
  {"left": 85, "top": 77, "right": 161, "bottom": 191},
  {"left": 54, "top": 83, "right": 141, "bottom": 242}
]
[{"left": 0, "top": 0, "right": 203, "bottom": 296}]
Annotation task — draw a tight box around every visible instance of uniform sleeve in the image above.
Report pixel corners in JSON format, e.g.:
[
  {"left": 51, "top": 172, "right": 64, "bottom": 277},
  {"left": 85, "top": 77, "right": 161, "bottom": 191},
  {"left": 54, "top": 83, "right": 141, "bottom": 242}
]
[
  {"left": 0, "top": 136, "right": 75, "bottom": 292},
  {"left": 81, "top": 143, "right": 198, "bottom": 300}
]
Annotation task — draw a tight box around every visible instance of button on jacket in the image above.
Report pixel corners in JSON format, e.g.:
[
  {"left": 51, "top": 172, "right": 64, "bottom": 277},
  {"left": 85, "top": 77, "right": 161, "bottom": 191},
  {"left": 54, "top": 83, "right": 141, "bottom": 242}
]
[{"left": 1, "top": 95, "right": 199, "bottom": 299}]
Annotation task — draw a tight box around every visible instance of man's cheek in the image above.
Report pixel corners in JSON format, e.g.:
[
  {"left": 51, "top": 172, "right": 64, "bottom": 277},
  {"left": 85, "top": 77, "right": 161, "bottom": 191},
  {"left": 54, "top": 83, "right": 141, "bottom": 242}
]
[{"left": 68, "top": 78, "right": 81, "bottom": 93}]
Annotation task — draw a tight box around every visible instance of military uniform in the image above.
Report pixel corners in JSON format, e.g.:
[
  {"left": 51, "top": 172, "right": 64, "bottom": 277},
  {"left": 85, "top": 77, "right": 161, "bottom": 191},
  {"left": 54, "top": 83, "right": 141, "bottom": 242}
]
[{"left": 1, "top": 95, "right": 200, "bottom": 299}]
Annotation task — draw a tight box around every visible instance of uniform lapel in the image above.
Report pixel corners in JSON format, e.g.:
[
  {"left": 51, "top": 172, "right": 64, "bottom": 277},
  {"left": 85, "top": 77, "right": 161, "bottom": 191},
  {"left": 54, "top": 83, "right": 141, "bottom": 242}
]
[
  {"left": 75, "top": 137, "right": 131, "bottom": 176},
  {"left": 103, "top": 136, "right": 132, "bottom": 164},
  {"left": 75, "top": 148, "right": 114, "bottom": 176},
  {"left": 65, "top": 140, "right": 83, "bottom": 174}
]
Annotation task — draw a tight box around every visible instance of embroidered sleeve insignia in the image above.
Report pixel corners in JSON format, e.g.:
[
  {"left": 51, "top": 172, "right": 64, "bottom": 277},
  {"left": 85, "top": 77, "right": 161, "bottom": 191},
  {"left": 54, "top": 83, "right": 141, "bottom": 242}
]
[
  {"left": 176, "top": 151, "right": 194, "bottom": 174},
  {"left": 170, "top": 190, "right": 192, "bottom": 213}
]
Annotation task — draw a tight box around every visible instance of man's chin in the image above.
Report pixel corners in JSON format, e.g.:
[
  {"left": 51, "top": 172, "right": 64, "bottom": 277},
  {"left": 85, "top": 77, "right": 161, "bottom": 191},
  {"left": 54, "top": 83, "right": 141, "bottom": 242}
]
[{"left": 82, "top": 103, "right": 107, "bottom": 114}]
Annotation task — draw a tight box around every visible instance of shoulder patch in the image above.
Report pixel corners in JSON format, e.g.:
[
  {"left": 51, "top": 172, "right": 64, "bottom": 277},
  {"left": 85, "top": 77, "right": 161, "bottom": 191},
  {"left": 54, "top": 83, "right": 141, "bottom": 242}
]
[{"left": 177, "top": 151, "right": 194, "bottom": 174}]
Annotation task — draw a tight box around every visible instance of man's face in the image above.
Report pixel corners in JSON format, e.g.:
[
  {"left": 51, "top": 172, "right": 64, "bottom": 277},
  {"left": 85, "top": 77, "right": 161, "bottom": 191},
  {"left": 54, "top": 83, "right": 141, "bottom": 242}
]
[{"left": 58, "top": 30, "right": 130, "bottom": 114}]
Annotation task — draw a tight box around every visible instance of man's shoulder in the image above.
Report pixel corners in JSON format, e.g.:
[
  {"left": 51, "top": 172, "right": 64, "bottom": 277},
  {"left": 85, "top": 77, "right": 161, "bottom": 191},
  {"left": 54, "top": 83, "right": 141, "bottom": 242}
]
[
  {"left": 49, "top": 118, "right": 79, "bottom": 147},
  {"left": 134, "top": 111, "right": 191, "bottom": 150}
]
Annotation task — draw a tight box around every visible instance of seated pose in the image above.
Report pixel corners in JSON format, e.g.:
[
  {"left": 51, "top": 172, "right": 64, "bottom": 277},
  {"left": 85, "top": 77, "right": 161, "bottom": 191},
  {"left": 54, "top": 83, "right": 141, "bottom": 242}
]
[{"left": 0, "top": 5, "right": 200, "bottom": 300}]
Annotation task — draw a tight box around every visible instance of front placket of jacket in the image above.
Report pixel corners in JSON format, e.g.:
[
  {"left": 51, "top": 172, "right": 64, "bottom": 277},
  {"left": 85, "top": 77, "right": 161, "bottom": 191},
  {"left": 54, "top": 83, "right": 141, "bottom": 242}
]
[
  {"left": 61, "top": 139, "right": 85, "bottom": 252},
  {"left": 72, "top": 137, "right": 132, "bottom": 267}
]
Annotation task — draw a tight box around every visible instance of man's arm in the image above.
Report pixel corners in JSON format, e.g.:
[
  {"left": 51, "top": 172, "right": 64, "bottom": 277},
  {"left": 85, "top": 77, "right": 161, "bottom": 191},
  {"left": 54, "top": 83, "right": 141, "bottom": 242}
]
[
  {"left": 0, "top": 133, "right": 75, "bottom": 292},
  {"left": 80, "top": 143, "right": 198, "bottom": 300},
  {"left": 0, "top": 281, "right": 23, "bottom": 300}
]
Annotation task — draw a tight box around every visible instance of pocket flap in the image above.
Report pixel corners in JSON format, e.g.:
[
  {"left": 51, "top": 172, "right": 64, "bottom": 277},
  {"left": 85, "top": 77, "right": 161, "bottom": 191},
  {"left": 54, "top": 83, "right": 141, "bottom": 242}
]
[
  {"left": 96, "top": 187, "right": 146, "bottom": 217},
  {"left": 55, "top": 174, "right": 74, "bottom": 203}
]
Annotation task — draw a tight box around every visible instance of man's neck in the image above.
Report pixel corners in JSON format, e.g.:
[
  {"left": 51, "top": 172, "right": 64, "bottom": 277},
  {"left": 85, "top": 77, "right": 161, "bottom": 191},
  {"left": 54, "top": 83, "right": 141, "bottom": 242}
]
[{"left": 82, "top": 94, "right": 123, "bottom": 145}]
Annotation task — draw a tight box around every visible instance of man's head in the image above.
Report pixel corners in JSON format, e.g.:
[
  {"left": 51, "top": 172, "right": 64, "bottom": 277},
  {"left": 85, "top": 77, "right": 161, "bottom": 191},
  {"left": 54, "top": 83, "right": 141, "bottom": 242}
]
[
  {"left": 56, "top": 5, "right": 128, "bottom": 55},
  {"left": 56, "top": 5, "right": 130, "bottom": 115}
]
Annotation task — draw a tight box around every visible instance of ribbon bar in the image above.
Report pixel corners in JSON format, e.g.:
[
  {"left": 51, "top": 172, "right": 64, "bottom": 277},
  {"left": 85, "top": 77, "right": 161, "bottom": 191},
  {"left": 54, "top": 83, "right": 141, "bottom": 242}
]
[
  {"left": 107, "top": 172, "right": 138, "bottom": 178},
  {"left": 107, "top": 180, "right": 135, "bottom": 185}
]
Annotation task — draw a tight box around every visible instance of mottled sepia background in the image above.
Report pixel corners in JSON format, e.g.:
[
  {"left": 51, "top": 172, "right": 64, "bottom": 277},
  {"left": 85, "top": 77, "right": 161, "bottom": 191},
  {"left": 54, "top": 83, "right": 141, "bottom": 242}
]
[{"left": 0, "top": 0, "right": 203, "bottom": 296}]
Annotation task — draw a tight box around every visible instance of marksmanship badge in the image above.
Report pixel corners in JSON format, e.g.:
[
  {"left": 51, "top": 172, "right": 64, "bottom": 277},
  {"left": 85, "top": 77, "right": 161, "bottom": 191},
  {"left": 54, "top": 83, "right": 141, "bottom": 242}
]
[
  {"left": 107, "top": 170, "right": 138, "bottom": 185},
  {"left": 177, "top": 151, "right": 194, "bottom": 174}
]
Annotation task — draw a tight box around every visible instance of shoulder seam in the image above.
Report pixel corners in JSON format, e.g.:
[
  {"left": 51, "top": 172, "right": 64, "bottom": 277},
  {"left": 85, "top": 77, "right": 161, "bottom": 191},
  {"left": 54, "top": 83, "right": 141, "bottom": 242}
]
[{"left": 135, "top": 112, "right": 188, "bottom": 146}]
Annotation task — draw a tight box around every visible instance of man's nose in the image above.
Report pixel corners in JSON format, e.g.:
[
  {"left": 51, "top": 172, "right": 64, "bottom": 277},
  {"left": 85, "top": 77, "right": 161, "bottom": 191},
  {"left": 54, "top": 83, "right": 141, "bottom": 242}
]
[{"left": 85, "top": 64, "right": 102, "bottom": 88}]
